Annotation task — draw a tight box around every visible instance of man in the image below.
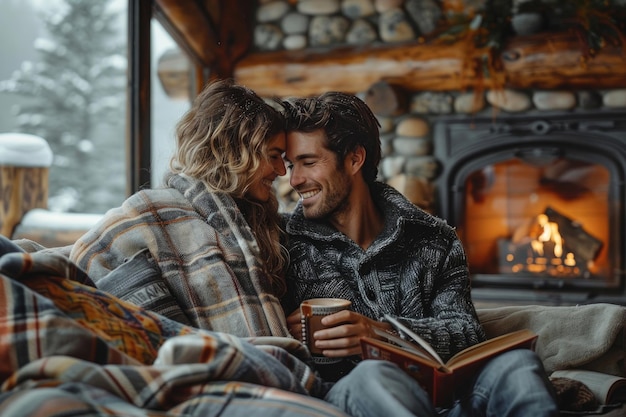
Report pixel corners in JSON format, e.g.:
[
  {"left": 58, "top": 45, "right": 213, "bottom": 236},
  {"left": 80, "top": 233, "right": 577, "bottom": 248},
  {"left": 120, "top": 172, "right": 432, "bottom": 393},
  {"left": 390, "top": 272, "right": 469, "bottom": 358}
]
[{"left": 280, "top": 92, "right": 559, "bottom": 417}]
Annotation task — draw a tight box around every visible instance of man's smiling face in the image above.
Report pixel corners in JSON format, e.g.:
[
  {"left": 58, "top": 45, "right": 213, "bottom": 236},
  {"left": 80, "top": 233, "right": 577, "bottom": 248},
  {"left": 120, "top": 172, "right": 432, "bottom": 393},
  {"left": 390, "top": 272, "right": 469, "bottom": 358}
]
[{"left": 285, "top": 129, "right": 352, "bottom": 220}]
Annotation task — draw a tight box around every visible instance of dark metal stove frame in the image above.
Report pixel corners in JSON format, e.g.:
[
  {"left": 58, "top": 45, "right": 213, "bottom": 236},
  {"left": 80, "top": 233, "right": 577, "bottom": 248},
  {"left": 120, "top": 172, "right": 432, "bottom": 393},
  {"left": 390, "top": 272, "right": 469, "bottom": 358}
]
[{"left": 433, "top": 110, "right": 626, "bottom": 305}]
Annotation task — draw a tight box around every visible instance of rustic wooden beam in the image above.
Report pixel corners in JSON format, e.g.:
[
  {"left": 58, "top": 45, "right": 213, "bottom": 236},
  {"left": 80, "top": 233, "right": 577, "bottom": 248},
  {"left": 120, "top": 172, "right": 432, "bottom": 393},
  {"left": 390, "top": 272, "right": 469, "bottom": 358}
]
[
  {"left": 501, "top": 34, "right": 626, "bottom": 90},
  {"left": 212, "top": 0, "right": 255, "bottom": 79},
  {"left": 153, "top": 0, "right": 255, "bottom": 80},
  {"left": 156, "top": 47, "right": 191, "bottom": 99},
  {"left": 233, "top": 33, "right": 626, "bottom": 97},
  {"left": 153, "top": 0, "right": 219, "bottom": 68}
]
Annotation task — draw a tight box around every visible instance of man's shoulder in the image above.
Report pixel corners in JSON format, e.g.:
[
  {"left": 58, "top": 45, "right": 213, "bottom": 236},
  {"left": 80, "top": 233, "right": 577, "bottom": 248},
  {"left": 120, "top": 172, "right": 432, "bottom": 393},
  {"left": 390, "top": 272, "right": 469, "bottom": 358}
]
[{"left": 374, "top": 182, "right": 451, "bottom": 228}]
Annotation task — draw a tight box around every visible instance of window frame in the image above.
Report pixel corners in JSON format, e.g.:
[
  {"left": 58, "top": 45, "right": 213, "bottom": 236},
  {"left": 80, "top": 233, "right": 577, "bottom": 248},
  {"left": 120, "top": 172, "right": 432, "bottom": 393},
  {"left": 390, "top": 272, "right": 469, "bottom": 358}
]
[{"left": 127, "top": 0, "right": 152, "bottom": 194}]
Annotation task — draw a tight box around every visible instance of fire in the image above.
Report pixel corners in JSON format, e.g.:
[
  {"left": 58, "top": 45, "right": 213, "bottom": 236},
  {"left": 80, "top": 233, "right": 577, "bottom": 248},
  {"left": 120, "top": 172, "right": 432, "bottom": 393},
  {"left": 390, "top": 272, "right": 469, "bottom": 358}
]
[
  {"left": 520, "top": 213, "right": 581, "bottom": 275},
  {"left": 498, "top": 207, "right": 601, "bottom": 278},
  {"left": 533, "top": 214, "right": 563, "bottom": 258}
]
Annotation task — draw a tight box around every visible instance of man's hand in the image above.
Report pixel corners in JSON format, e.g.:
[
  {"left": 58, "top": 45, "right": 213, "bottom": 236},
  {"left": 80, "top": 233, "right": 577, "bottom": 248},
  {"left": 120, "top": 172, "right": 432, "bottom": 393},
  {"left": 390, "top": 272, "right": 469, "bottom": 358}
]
[{"left": 307, "top": 310, "right": 394, "bottom": 357}]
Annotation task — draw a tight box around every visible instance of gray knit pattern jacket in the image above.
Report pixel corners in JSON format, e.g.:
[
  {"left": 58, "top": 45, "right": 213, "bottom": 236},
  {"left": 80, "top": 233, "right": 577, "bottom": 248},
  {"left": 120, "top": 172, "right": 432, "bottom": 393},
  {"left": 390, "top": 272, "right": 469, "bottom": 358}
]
[{"left": 282, "top": 182, "right": 486, "bottom": 362}]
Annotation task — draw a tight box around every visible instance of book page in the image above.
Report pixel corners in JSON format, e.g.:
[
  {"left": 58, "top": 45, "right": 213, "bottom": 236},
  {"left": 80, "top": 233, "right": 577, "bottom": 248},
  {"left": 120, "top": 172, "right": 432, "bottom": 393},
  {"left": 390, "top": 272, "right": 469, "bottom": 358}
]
[
  {"left": 551, "top": 370, "right": 626, "bottom": 404},
  {"left": 384, "top": 314, "right": 444, "bottom": 365},
  {"left": 371, "top": 327, "right": 438, "bottom": 364}
]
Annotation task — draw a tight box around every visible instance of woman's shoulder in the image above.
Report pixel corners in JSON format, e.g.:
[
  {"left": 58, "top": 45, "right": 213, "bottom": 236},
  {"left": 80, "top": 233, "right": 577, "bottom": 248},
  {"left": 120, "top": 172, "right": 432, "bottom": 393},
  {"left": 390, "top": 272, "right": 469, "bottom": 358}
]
[{"left": 121, "top": 187, "right": 194, "bottom": 214}]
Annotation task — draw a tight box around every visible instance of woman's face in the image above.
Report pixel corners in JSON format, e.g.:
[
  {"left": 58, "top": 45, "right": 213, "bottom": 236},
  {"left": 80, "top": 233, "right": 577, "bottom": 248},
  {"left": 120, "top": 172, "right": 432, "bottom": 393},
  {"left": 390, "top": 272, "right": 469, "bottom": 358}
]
[{"left": 246, "top": 132, "right": 287, "bottom": 202}]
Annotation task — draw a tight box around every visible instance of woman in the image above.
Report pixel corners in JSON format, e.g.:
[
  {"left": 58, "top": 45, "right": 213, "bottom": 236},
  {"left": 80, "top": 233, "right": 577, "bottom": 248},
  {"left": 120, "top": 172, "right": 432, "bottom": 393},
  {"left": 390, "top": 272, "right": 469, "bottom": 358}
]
[{"left": 70, "top": 79, "right": 291, "bottom": 338}]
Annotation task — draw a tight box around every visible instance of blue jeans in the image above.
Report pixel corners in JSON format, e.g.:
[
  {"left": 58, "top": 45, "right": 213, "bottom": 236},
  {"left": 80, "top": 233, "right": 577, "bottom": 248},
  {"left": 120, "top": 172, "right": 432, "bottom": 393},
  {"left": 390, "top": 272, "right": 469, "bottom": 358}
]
[{"left": 324, "top": 350, "right": 559, "bottom": 417}]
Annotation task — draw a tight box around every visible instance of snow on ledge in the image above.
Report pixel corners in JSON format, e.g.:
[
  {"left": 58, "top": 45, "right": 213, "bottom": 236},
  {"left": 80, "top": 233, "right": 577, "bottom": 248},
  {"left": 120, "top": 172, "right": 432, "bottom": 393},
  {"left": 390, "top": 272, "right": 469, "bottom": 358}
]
[
  {"left": 19, "top": 208, "right": 103, "bottom": 231},
  {"left": 0, "top": 133, "right": 53, "bottom": 167}
]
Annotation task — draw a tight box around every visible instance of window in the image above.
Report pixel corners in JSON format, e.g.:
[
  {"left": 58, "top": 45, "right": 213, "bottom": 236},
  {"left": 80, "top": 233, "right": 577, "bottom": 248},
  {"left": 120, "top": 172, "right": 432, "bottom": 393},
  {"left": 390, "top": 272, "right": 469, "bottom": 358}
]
[
  {"left": 0, "top": 0, "right": 127, "bottom": 214},
  {"left": 0, "top": 0, "right": 194, "bottom": 215},
  {"left": 150, "top": 20, "right": 191, "bottom": 187}
]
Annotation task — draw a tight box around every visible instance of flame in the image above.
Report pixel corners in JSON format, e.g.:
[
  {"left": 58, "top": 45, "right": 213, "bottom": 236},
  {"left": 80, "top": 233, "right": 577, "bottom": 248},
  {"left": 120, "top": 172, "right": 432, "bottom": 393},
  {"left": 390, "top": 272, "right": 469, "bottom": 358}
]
[
  {"left": 507, "top": 212, "right": 582, "bottom": 277},
  {"left": 534, "top": 214, "right": 563, "bottom": 258}
]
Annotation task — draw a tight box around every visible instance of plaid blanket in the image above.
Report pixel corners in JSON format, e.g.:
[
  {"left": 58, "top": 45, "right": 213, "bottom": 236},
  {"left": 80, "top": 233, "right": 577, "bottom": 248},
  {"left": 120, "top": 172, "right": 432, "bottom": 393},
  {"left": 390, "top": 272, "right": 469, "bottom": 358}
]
[{"left": 0, "top": 237, "right": 346, "bottom": 417}]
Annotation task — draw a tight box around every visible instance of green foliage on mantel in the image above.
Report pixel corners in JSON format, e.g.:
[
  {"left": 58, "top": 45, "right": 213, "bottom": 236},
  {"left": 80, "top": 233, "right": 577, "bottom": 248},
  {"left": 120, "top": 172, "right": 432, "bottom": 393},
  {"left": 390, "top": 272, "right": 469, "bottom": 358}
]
[
  {"left": 438, "top": 0, "right": 626, "bottom": 51},
  {"left": 433, "top": 0, "right": 626, "bottom": 82}
]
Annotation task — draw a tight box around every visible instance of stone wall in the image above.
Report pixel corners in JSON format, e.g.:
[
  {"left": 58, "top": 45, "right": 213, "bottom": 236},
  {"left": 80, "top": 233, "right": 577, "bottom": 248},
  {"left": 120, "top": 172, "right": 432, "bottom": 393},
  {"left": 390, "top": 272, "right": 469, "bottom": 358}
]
[{"left": 258, "top": 0, "right": 626, "bottom": 214}]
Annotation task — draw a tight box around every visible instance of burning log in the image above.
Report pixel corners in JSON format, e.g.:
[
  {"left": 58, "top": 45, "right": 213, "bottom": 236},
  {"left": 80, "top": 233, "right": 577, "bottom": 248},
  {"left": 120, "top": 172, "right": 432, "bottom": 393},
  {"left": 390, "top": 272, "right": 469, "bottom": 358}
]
[
  {"left": 498, "top": 206, "right": 603, "bottom": 277},
  {"left": 543, "top": 207, "right": 603, "bottom": 263}
]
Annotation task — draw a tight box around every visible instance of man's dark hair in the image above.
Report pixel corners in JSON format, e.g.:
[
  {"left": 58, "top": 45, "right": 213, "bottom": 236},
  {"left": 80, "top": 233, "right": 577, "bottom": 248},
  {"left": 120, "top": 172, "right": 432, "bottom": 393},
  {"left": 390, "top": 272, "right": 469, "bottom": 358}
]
[{"left": 282, "top": 92, "right": 381, "bottom": 184}]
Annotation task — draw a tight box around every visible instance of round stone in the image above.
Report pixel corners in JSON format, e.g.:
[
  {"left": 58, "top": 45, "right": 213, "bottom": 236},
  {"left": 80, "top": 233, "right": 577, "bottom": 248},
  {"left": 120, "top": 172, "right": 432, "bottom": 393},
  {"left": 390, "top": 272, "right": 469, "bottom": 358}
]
[
  {"left": 298, "top": 0, "right": 341, "bottom": 15},
  {"left": 486, "top": 89, "right": 532, "bottom": 112},
  {"left": 257, "top": 1, "right": 290, "bottom": 23},
  {"left": 281, "top": 12, "right": 309, "bottom": 35},
  {"left": 283, "top": 34, "right": 307, "bottom": 50},
  {"left": 395, "top": 116, "right": 430, "bottom": 137},
  {"left": 604, "top": 89, "right": 626, "bottom": 108},
  {"left": 454, "top": 92, "right": 486, "bottom": 114},
  {"left": 392, "top": 136, "right": 432, "bottom": 156},
  {"left": 342, "top": 0, "right": 376, "bottom": 18},
  {"left": 532, "top": 91, "right": 576, "bottom": 110}
]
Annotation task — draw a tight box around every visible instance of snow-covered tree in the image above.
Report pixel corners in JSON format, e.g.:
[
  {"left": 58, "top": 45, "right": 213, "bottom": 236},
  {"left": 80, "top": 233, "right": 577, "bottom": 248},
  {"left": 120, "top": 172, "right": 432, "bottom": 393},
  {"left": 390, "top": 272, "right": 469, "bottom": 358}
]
[{"left": 0, "top": 0, "right": 127, "bottom": 213}]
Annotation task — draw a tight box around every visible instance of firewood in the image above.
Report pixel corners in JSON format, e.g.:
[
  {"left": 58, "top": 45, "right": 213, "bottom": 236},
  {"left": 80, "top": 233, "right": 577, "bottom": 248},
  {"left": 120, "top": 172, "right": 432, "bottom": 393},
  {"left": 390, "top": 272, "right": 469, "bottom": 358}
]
[{"left": 544, "top": 206, "right": 603, "bottom": 262}]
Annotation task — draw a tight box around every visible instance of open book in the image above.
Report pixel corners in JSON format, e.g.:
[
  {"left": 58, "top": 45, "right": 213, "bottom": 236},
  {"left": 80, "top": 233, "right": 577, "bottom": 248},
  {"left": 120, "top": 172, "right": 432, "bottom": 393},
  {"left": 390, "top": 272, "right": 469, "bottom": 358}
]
[
  {"left": 551, "top": 369, "right": 626, "bottom": 405},
  {"left": 360, "top": 315, "right": 538, "bottom": 407}
]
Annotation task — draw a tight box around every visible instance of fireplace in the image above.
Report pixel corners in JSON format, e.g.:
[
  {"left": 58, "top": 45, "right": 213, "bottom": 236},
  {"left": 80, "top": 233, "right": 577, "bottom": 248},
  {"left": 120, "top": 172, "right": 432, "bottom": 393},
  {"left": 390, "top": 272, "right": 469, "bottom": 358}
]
[{"left": 433, "top": 110, "right": 626, "bottom": 306}]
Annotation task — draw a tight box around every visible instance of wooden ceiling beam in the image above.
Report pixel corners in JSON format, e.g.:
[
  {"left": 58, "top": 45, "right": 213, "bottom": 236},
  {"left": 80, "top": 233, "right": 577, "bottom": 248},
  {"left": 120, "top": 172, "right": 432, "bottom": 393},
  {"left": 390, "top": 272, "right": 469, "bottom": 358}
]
[
  {"left": 210, "top": 0, "right": 255, "bottom": 79},
  {"left": 233, "top": 32, "right": 626, "bottom": 97},
  {"left": 153, "top": 0, "right": 255, "bottom": 81},
  {"left": 153, "top": 0, "right": 219, "bottom": 68}
]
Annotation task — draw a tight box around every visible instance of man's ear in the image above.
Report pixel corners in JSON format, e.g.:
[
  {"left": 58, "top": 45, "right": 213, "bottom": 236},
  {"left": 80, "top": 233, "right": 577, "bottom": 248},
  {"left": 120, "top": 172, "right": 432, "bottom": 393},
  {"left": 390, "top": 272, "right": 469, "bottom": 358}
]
[{"left": 346, "top": 146, "right": 366, "bottom": 174}]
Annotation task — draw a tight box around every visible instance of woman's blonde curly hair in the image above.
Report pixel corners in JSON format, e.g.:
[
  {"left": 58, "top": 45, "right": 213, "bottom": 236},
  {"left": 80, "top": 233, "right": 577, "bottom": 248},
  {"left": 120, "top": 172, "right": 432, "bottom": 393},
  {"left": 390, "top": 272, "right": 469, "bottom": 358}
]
[{"left": 170, "top": 79, "right": 288, "bottom": 296}]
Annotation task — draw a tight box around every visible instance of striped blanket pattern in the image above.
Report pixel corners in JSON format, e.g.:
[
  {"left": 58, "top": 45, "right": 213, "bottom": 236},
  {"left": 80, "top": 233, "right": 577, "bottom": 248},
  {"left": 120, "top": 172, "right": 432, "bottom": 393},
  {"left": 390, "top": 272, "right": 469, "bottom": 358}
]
[{"left": 0, "top": 237, "right": 344, "bottom": 417}]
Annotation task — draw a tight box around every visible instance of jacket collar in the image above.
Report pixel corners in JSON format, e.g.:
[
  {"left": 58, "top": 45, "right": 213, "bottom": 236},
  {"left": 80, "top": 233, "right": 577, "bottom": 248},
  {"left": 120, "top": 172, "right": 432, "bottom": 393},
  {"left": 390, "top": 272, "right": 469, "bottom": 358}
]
[{"left": 286, "top": 182, "right": 441, "bottom": 245}]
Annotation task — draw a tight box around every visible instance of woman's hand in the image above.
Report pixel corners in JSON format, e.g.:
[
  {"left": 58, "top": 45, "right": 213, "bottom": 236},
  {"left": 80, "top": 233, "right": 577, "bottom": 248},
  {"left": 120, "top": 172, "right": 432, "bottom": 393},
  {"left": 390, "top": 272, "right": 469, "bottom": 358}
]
[{"left": 286, "top": 309, "right": 303, "bottom": 341}]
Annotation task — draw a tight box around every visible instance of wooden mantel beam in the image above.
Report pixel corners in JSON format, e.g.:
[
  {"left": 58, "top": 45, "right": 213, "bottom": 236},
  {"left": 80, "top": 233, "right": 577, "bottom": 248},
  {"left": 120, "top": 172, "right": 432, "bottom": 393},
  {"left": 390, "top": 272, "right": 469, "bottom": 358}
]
[{"left": 234, "top": 33, "right": 626, "bottom": 97}]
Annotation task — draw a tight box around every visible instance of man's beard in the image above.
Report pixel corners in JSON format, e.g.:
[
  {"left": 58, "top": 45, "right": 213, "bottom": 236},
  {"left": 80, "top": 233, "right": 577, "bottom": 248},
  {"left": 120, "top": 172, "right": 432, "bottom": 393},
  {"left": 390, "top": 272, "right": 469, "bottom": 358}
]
[{"left": 303, "top": 172, "right": 352, "bottom": 221}]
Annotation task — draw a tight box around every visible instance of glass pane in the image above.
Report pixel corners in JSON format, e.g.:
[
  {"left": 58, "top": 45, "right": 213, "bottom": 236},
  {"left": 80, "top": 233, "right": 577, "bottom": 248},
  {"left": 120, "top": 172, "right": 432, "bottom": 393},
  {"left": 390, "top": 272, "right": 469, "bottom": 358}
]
[
  {"left": 0, "top": 0, "right": 127, "bottom": 214},
  {"left": 151, "top": 19, "right": 191, "bottom": 187},
  {"left": 462, "top": 157, "right": 611, "bottom": 282}
]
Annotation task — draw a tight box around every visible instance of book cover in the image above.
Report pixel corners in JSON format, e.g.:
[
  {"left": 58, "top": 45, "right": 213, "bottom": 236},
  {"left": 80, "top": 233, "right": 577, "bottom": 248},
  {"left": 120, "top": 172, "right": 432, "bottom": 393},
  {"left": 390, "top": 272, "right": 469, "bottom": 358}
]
[{"left": 360, "top": 315, "right": 538, "bottom": 407}]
